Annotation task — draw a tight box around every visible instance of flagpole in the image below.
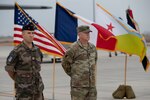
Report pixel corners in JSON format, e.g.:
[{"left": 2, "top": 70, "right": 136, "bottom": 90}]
[
  {"left": 93, "top": 0, "right": 98, "bottom": 87},
  {"left": 93, "top": 0, "right": 96, "bottom": 22},
  {"left": 51, "top": 0, "right": 58, "bottom": 99},
  {"left": 13, "top": 82, "right": 16, "bottom": 100},
  {"left": 124, "top": 54, "right": 128, "bottom": 86},
  {"left": 13, "top": 1, "right": 16, "bottom": 100},
  {"left": 51, "top": 1, "right": 58, "bottom": 100},
  {"left": 52, "top": 56, "right": 56, "bottom": 100}
]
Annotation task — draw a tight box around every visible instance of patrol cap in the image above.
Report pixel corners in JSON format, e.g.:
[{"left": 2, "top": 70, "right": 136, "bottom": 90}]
[
  {"left": 22, "top": 23, "right": 35, "bottom": 31},
  {"left": 77, "top": 25, "right": 92, "bottom": 33}
]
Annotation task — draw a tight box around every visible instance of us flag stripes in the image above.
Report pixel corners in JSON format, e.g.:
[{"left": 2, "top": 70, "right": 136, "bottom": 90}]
[{"left": 14, "top": 3, "right": 66, "bottom": 57}]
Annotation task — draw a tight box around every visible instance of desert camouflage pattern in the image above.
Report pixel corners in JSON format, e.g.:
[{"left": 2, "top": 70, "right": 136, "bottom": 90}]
[
  {"left": 62, "top": 40, "right": 97, "bottom": 99},
  {"left": 5, "top": 42, "right": 44, "bottom": 100}
]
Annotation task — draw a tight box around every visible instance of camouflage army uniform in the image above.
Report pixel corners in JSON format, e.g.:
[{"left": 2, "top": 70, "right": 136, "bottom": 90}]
[
  {"left": 5, "top": 42, "right": 44, "bottom": 100},
  {"left": 62, "top": 40, "right": 97, "bottom": 100}
]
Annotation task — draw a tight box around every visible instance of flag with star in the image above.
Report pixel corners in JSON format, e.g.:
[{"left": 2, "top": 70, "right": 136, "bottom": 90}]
[
  {"left": 14, "top": 2, "right": 66, "bottom": 57},
  {"left": 95, "top": 3, "right": 148, "bottom": 71},
  {"left": 92, "top": 22, "right": 117, "bottom": 51}
]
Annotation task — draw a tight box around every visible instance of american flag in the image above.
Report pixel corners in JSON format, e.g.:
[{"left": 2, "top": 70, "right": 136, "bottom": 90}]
[{"left": 14, "top": 3, "right": 66, "bottom": 57}]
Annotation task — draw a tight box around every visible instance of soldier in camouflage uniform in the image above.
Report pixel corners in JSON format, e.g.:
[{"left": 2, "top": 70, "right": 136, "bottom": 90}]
[
  {"left": 62, "top": 25, "right": 98, "bottom": 100},
  {"left": 5, "top": 23, "right": 44, "bottom": 100}
]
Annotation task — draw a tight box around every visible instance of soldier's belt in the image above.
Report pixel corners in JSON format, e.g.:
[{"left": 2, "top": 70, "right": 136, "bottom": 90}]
[
  {"left": 15, "top": 70, "right": 39, "bottom": 73},
  {"left": 16, "top": 72, "right": 32, "bottom": 77},
  {"left": 19, "top": 73, "right": 32, "bottom": 77},
  {"left": 16, "top": 70, "right": 39, "bottom": 77}
]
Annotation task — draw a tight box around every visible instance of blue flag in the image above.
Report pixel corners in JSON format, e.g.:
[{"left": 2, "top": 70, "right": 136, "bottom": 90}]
[{"left": 54, "top": 2, "right": 78, "bottom": 44}]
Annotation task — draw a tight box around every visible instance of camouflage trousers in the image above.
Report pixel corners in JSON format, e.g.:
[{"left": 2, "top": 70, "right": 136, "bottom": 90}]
[
  {"left": 71, "top": 87, "right": 97, "bottom": 100},
  {"left": 16, "top": 92, "right": 44, "bottom": 100}
]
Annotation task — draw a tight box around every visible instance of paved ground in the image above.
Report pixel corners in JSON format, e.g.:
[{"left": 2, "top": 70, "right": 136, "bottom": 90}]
[{"left": 0, "top": 46, "right": 150, "bottom": 100}]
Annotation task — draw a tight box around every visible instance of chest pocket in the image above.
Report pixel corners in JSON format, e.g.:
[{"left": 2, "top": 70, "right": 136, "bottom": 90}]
[
  {"left": 20, "top": 52, "right": 31, "bottom": 64},
  {"left": 31, "top": 49, "right": 42, "bottom": 71},
  {"left": 32, "top": 49, "right": 42, "bottom": 63},
  {"left": 88, "top": 49, "right": 96, "bottom": 58},
  {"left": 74, "top": 49, "right": 89, "bottom": 61}
]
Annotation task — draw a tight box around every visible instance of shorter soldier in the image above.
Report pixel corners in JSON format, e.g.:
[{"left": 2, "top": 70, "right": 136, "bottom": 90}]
[
  {"left": 62, "top": 25, "right": 98, "bottom": 100},
  {"left": 5, "top": 23, "right": 44, "bottom": 100}
]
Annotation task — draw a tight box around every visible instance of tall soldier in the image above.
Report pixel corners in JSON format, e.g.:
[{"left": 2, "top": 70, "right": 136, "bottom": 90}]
[
  {"left": 62, "top": 25, "right": 98, "bottom": 100},
  {"left": 5, "top": 23, "right": 44, "bottom": 100}
]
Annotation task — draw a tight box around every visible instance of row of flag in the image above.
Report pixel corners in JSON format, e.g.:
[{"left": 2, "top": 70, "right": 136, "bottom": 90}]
[
  {"left": 55, "top": 2, "right": 149, "bottom": 71},
  {"left": 14, "top": 2, "right": 149, "bottom": 71}
]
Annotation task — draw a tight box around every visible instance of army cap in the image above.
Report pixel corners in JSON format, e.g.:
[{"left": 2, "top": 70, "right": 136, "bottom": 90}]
[
  {"left": 22, "top": 23, "right": 35, "bottom": 31},
  {"left": 77, "top": 25, "right": 92, "bottom": 33}
]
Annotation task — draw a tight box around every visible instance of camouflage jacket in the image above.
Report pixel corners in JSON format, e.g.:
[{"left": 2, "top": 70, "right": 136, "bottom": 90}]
[
  {"left": 62, "top": 40, "right": 97, "bottom": 87},
  {"left": 5, "top": 42, "right": 44, "bottom": 94}
]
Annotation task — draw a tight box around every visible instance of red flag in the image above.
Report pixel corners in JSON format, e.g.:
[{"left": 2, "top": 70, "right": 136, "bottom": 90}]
[{"left": 92, "top": 23, "right": 117, "bottom": 50}]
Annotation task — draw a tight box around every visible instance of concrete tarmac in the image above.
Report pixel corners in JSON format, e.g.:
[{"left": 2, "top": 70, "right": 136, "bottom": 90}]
[{"left": 0, "top": 46, "right": 150, "bottom": 100}]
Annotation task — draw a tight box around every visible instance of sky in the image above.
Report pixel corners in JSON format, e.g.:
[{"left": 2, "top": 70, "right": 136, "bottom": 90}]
[{"left": 0, "top": 0, "right": 150, "bottom": 36}]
